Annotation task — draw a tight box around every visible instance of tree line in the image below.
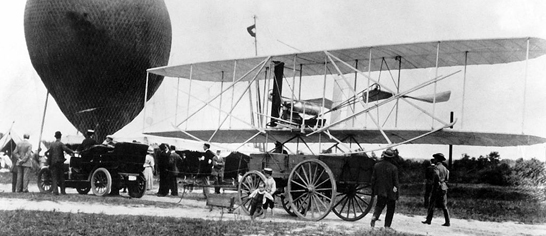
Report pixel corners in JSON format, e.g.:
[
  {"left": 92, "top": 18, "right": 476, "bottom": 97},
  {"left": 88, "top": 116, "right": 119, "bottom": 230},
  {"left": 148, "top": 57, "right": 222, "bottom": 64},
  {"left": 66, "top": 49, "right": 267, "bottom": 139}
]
[{"left": 395, "top": 152, "right": 546, "bottom": 187}]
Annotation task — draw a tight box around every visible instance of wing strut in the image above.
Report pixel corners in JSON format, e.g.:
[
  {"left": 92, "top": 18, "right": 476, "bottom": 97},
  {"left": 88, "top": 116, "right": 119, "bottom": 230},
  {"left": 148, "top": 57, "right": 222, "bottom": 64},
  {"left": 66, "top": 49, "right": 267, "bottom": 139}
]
[
  {"left": 325, "top": 52, "right": 393, "bottom": 143},
  {"left": 186, "top": 65, "right": 193, "bottom": 130},
  {"left": 521, "top": 38, "right": 530, "bottom": 133},
  {"left": 310, "top": 51, "right": 459, "bottom": 134},
  {"left": 461, "top": 51, "right": 468, "bottom": 129},
  {"left": 432, "top": 42, "right": 440, "bottom": 129},
  {"left": 209, "top": 60, "right": 269, "bottom": 142},
  {"left": 175, "top": 56, "right": 271, "bottom": 128}
]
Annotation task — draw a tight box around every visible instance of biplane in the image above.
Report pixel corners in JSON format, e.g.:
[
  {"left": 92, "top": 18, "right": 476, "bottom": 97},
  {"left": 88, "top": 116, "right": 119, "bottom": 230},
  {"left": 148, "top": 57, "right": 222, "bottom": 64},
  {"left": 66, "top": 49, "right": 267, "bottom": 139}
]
[
  {"left": 142, "top": 37, "right": 546, "bottom": 221},
  {"left": 144, "top": 37, "right": 546, "bottom": 154}
]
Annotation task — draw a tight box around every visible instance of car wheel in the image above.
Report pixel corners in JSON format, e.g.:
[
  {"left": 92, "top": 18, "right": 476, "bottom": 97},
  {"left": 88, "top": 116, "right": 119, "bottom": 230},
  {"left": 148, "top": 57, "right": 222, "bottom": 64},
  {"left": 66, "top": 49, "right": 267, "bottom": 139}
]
[{"left": 91, "top": 168, "right": 112, "bottom": 196}]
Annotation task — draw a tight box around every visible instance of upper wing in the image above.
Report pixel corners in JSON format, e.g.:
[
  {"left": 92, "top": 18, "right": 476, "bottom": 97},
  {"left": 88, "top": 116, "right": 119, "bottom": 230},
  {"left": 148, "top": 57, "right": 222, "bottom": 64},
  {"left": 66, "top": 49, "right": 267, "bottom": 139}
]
[
  {"left": 148, "top": 37, "right": 546, "bottom": 82},
  {"left": 144, "top": 129, "right": 546, "bottom": 147}
]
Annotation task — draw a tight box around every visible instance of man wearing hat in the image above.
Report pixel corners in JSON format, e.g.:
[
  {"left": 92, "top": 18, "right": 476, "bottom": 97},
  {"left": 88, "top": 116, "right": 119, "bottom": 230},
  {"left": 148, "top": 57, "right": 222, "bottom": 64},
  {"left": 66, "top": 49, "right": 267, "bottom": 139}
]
[
  {"left": 102, "top": 135, "right": 115, "bottom": 148},
  {"left": 422, "top": 153, "right": 451, "bottom": 226},
  {"left": 78, "top": 129, "right": 97, "bottom": 152},
  {"left": 370, "top": 148, "right": 400, "bottom": 229},
  {"left": 156, "top": 143, "right": 170, "bottom": 196},
  {"left": 199, "top": 143, "right": 214, "bottom": 177},
  {"left": 168, "top": 145, "right": 183, "bottom": 196},
  {"left": 45, "top": 131, "right": 74, "bottom": 195}
]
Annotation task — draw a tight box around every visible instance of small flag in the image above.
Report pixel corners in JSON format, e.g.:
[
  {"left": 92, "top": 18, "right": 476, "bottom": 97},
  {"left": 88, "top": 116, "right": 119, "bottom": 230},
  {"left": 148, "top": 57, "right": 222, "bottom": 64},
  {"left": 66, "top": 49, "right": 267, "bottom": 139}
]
[{"left": 247, "top": 24, "right": 256, "bottom": 37}]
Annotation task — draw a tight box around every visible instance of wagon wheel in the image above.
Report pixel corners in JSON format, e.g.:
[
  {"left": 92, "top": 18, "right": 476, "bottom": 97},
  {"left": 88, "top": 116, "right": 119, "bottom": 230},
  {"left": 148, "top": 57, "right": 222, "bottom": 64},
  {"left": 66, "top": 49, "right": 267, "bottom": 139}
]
[
  {"left": 237, "top": 170, "right": 266, "bottom": 215},
  {"left": 181, "top": 176, "right": 195, "bottom": 194},
  {"left": 332, "top": 183, "right": 375, "bottom": 221},
  {"left": 37, "top": 168, "right": 53, "bottom": 193},
  {"left": 91, "top": 167, "right": 112, "bottom": 196},
  {"left": 287, "top": 159, "right": 336, "bottom": 221},
  {"left": 76, "top": 185, "right": 91, "bottom": 194},
  {"left": 128, "top": 174, "right": 146, "bottom": 198},
  {"left": 280, "top": 193, "right": 297, "bottom": 216}
]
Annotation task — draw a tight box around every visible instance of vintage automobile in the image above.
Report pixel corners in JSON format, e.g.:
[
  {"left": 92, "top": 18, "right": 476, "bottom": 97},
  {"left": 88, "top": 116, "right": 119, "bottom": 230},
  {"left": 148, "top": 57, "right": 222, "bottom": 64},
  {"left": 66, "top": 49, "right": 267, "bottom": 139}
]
[{"left": 37, "top": 142, "right": 148, "bottom": 198}]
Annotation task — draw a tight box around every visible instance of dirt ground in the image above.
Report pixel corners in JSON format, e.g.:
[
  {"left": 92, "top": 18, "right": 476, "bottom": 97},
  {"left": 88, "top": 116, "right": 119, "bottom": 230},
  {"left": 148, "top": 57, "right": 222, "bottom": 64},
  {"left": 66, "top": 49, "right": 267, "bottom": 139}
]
[{"left": 0, "top": 183, "right": 545, "bottom": 236}]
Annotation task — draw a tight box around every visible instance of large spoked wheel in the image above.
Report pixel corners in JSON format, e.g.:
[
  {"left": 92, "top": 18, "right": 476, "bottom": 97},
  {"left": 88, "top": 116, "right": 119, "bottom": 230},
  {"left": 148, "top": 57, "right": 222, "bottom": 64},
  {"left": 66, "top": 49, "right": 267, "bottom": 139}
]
[
  {"left": 281, "top": 193, "right": 297, "bottom": 216},
  {"left": 237, "top": 170, "right": 266, "bottom": 215},
  {"left": 287, "top": 159, "right": 336, "bottom": 221},
  {"left": 91, "top": 168, "right": 112, "bottom": 196},
  {"left": 128, "top": 174, "right": 146, "bottom": 198},
  {"left": 37, "top": 168, "right": 53, "bottom": 193},
  {"left": 332, "top": 183, "right": 375, "bottom": 221}
]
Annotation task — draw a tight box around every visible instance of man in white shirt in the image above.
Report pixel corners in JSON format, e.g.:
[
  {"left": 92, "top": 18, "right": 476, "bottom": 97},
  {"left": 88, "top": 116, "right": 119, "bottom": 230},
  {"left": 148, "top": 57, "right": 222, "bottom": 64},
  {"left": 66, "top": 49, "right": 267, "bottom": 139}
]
[{"left": 263, "top": 168, "right": 276, "bottom": 217}]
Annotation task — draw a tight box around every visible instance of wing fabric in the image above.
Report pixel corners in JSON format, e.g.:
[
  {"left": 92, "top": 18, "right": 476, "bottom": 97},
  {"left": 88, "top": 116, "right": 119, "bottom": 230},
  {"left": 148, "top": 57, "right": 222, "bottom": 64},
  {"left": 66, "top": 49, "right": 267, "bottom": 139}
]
[
  {"left": 145, "top": 129, "right": 546, "bottom": 147},
  {"left": 148, "top": 38, "right": 546, "bottom": 82}
]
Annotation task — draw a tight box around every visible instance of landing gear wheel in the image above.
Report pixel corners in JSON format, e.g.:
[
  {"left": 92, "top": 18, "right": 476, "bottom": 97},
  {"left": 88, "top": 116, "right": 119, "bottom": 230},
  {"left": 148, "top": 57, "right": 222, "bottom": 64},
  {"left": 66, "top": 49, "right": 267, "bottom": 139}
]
[
  {"left": 128, "top": 174, "right": 146, "bottom": 198},
  {"left": 332, "top": 183, "right": 374, "bottom": 221},
  {"left": 237, "top": 170, "right": 266, "bottom": 215},
  {"left": 287, "top": 159, "right": 336, "bottom": 221},
  {"left": 91, "top": 167, "right": 112, "bottom": 196},
  {"left": 37, "top": 168, "right": 53, "bottom": 193}
]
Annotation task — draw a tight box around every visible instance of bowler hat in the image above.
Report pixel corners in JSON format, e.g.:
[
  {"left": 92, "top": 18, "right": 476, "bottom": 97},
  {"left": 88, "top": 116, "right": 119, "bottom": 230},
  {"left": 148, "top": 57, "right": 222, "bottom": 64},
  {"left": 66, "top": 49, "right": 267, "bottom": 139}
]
[
  {"left": 432, "top": 153, "right": 446, "bottom": 161},
  {"left": 382, "top": 148, "right": 395, "bottom": 158}
]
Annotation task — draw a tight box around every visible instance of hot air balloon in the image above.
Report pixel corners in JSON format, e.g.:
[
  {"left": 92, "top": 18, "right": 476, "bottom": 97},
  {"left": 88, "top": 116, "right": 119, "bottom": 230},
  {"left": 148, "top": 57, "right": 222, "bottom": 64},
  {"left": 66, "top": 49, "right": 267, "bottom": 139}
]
[{"left": 24, "top": 0, "right": 172, "bottom": 141}]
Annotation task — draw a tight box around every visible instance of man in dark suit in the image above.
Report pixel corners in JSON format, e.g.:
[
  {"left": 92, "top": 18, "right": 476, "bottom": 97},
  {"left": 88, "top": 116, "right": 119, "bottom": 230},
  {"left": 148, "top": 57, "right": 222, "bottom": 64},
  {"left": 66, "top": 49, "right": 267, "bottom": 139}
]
[
  {"left": 168, "top": 145, "right": 183, "bottom": 196},
  {"left": 156, "top": 143, "right": 170, "bottom": 196},
  {"left": 45, "top": 131, "right": 74, "bottom": 195},
  {"left": 423, "top": 159, "right": 436, "bottom": 207},
  {"left": 370, "top": 148, "right": 399, "bottom": 229},
  {"left": 422, "top": 153, "right": 451, "bottom": 226},
  {"left": 199, "top": 143, "right": 214, "bottom": 177},
  {"left": 77, "top": 129, "right": 97, "bottom": 152},
  {"left": 13, "top": 134, "right": 33, "bottom": 193}
]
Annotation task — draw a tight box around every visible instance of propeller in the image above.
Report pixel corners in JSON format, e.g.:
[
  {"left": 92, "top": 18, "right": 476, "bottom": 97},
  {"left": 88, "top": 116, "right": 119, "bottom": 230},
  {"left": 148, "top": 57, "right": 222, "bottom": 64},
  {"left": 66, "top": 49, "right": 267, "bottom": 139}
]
[{"left": 361, "top": 89, "right": 451, "bottom": 104}]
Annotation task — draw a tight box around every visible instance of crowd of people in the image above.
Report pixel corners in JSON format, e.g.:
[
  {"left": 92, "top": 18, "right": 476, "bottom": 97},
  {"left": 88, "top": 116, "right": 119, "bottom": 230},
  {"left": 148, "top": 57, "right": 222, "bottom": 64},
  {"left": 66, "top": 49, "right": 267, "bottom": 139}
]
[
  {"left": 5, "top": 129, "right": 454, "bottom": 228},
  {"left": 5, "top": 128, "right": 231, "bottom": 197}
]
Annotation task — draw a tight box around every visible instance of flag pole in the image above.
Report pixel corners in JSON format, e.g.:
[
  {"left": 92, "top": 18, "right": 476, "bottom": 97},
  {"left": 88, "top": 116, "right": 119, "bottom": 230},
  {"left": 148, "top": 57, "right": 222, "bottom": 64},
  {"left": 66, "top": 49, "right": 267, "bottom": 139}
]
[
  {"left": 38, "top": 92, "right": 49, "bottom": 154},
  {"left": 250, "top": 15, "right": 262, "bottom": 150},
  {"left": 253, "top": 15, "right": 257, "bottom": 56}
]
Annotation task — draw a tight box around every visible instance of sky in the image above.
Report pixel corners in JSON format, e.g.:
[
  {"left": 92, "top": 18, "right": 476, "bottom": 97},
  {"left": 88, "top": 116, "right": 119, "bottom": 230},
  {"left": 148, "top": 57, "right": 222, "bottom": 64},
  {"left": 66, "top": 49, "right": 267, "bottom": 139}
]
[{"left": 1, "top": 0, "right": 546, "bottom": 160}]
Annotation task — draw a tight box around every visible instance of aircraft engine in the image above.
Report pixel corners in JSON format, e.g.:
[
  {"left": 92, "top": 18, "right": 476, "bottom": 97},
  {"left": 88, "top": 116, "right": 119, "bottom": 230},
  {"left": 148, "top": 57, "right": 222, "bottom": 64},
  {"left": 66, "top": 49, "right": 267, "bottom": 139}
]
[
  {"left": 287, "top": 101, "right": 323, "bottom": 116},
  {"left": 24, "top": 0, "right": 172, "bottom": 140}
]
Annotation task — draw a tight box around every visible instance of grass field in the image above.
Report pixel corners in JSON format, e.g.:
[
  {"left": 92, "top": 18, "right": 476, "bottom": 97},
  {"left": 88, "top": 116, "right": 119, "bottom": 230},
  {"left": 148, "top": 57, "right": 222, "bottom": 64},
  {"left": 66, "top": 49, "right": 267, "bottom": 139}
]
[
  {"left": 0, "top": 210, "right": 419, "bottom": 236},
  {"left": 1, "top": 171, "right": 545, "bottom": 225},
  {"left": 397, "top": 183, "right": 546, "bottom": 224}
]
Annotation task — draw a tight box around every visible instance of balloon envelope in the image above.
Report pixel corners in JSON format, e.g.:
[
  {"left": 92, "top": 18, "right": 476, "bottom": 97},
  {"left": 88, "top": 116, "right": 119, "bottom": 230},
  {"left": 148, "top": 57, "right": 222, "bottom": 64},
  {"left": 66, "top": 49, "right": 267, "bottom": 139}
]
[{"left": 24, "top": 0, "right": 172, "bottom": 140}]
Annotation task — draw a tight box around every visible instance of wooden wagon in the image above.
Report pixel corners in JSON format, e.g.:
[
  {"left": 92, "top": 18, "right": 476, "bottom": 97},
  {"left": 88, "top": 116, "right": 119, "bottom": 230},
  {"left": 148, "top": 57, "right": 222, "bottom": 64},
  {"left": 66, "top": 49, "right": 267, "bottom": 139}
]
[
  {"left": 174, "top": 150, "right": 249, "bottom": 198},
  {"left": 238, "top": 153, "right": 376, "bottom": 221}
]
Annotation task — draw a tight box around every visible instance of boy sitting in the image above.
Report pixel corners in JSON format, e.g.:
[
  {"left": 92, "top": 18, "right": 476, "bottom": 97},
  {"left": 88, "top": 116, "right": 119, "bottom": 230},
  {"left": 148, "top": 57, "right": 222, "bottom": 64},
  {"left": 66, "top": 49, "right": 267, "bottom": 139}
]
[
  {"left": 263, "top": 168, "right": 276, "bottom": 217},
  {"left": 249, "top": 182, "right": 273, "bottom": 220}
]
